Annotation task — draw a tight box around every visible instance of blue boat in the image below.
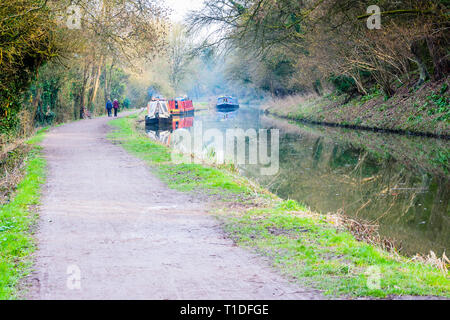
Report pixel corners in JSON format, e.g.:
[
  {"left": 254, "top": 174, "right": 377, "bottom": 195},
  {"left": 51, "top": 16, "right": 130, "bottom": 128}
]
[{"left": 216, "top": 96, "right": 239, "bottom": 110}]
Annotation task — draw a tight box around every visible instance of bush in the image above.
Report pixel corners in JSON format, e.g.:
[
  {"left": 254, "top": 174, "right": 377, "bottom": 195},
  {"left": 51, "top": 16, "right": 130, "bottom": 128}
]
[{"left": 329, "top": 75, "right": 357, "bottom": 95}]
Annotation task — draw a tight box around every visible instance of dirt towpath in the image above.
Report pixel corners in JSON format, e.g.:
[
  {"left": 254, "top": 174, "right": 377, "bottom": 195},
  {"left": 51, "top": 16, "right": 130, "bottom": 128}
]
[{"left": 26, "top": 113, "right": 322, "bottom": 299}]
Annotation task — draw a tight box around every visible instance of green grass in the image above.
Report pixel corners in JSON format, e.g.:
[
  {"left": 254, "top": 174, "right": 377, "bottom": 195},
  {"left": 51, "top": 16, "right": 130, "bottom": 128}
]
[
  {"left": 109, "top": 115, "right": 450, "bottom": 298},
  {"left": 193, "top": 101, "right": 211, "bottom": 111},
  {"left": 0, "top": 128, "right": 47, "bottom": 299},
  {"left": 222, "top": 201, "right": 449, "bottom": 298}
]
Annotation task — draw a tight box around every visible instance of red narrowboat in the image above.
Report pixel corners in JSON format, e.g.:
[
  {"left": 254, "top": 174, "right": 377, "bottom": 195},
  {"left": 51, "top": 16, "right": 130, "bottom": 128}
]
[{"left": 168, "top": 97, "right": 194, "bottom": 115}]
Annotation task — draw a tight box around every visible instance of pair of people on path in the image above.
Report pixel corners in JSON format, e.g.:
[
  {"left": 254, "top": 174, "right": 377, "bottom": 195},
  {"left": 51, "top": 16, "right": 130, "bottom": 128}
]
[{"left": 106, "top": 99, "right": 119, "bottom": 117}]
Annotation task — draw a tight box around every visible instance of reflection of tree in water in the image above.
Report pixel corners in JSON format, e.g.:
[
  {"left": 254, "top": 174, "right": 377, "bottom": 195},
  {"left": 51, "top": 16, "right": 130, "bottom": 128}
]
[
  {"left": 250, "top": 117, "right": 449, "bottom": 256},
  {"left": 311, "top": 137, "right": 323, "bottom": 169}
]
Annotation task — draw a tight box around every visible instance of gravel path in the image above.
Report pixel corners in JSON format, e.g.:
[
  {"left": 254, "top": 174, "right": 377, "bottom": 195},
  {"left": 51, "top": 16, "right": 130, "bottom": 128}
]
[{"left": 26, "top": 113, "right": 322, "bottom": 300}]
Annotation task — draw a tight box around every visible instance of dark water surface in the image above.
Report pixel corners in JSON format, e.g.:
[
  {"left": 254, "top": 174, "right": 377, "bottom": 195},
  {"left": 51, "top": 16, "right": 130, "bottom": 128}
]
[{"left": 145, "top": 106, "right": 449, "bottom": 256}]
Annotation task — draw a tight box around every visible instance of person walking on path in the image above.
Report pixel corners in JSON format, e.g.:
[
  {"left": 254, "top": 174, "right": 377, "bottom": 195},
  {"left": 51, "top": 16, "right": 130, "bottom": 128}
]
[
  {"left": 106, "top": 99, "right": 113, "bottom": 117},
  {"left": 113, "top": 99, "right": 119, "bottom": 117}
]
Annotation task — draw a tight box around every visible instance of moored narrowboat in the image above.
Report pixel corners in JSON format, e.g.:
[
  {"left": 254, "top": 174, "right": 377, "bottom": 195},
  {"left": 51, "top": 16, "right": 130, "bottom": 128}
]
[
  {"left": 168, "top": 97, "right": 194, "bottom": 115},
  {"left": 145, "top": 100, "right": 172, "bottom": 126},
  {"left": 146, "top": 114, "right": 194, "bottom": 146},
  {"left": 216, "top": 96, "right": 239, "bottom": 110}
]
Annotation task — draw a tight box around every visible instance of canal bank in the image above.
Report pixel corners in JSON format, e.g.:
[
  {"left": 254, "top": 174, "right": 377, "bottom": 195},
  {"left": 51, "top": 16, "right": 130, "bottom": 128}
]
[
  {"left": 255, "top": 115, "right": 449, "bottom": 257},
  {"left": 109, "top": 113, "right": 449, "bottom": 298},
  {"left": 263, "top": 79, "right": 449, "bottom": 138}
]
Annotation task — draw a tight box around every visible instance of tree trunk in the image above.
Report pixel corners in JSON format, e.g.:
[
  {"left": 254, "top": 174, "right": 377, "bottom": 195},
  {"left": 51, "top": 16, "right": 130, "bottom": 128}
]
[
  {"left": 382, "top": 83, "right": 395, "bottom": 98},
  {"left": 103, "top": 65, "right": 108, "bottom": 107},
  {"left": 103, "top": 62, "right": 114, "bottom": 106},
  {"left": 410, "top": 41, "right": 430, "bottom": 86},
  {"left": 426, "top": 36, "right": 450, "bottom": 80},
  {"left": 79, "top": 60, "right": 92, "bottom": 119},
  {"left": 351, "top": 74, "right": 368, "bottom": 95},
  {"left": 31, "top": 87, "right": 42, "bottom": 129},
  {"left": 90, "top": 55, "right": 104, "bottom": 110}
]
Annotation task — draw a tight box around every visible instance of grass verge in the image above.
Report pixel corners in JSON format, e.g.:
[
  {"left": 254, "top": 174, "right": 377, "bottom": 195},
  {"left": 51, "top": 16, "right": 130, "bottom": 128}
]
[
  {"left": 0, "top": 128, "right": 47, "bottom": 299},
  {"left": 222, "top": 202, "right": 449, "bottom": 298},
  {"left": 109, "top": 115, "right": 449, "bottom": 298}
]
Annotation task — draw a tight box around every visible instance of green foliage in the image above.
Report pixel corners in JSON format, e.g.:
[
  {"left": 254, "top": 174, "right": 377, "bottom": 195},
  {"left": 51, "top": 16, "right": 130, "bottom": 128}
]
[
  {"left": 106, "top": 67, "right": 129, "bottom": 104},
  {"left": 360, "top": 88, "right": 382, "bottom": 104},
  {"left": 329, "top": 75, "right": 357, "bottom": 95},
  {"left": 0, "top": 1, "right": 60, "bottom": 137},
  {"left": 427, "top": 91, "right": 449, "bottom": 110},
  {"left": 421, "top": 87, "right": 450, "bottom": 122},
  {"left": 378, "top": 104, "right": 391, "bottom": 112},
  {"left": 439, "top": 83, "right": 448, "bottom": 94},
  {"left": 122, "top": 98, "right": 131, "bottom": 109},
  {"left": 277, "top": 199, "right": 307, "bottom": 211},
  {"left": 430, "top": 149, "right": 449, "bottom": 174},
  {"left": 407, "top": 114, "right": 423, "bottom": 124},
  {"left": 1, "top": 0, "right": 169, "bottom": 140}
]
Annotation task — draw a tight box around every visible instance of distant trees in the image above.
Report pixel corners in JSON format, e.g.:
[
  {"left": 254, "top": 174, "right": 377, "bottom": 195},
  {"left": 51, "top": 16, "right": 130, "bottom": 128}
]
[
  {"left": 226, "top": 48, "right": 299, "bottom": 97},
  {"left": 167, "top": 25, "right": 195, "bottom": 95},
  {"left": 0, "top": 0, "right": 168, "bottom": 146},
  {"left": 189, "top": 0, "right": 449, "bottom": 98},
  {"left": 56, "top": 0, "right": 168, "bottom": 118}
]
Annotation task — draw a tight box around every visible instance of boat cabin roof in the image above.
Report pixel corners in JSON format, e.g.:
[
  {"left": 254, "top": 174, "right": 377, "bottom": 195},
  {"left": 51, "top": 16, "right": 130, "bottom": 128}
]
[
  {"left": 217, "top": 96, "right": 237, "bottom": 100},
  {"left": 147, "top": 100, "right": 170, "bottom": 118}
]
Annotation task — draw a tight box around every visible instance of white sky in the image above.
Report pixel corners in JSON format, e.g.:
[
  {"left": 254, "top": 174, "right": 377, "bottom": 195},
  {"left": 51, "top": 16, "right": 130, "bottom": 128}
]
[{"left": 164, "top": 0, "right": 205, "bottom": 22}]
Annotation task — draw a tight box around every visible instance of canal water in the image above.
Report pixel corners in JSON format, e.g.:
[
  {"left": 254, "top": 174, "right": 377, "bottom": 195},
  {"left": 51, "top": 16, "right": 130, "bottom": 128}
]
[{"left": 145, "top": 106, "right": 449, "bottom": 257}]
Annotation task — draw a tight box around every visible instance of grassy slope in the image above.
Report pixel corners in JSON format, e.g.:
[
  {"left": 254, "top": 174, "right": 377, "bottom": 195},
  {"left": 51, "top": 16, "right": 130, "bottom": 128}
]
[
  {"left": 0, "top": 129, "right": 47, "bottom": 299},
  {"left": 109, "top": 115, "right": 449, "bottom": 298},
  {"left": 265, "top": 79, "right": 449, "bottom": 137}
]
